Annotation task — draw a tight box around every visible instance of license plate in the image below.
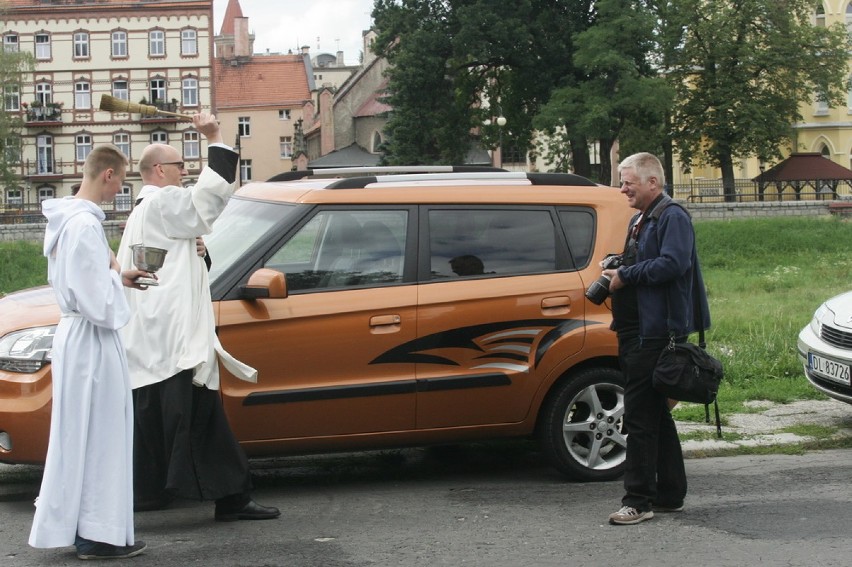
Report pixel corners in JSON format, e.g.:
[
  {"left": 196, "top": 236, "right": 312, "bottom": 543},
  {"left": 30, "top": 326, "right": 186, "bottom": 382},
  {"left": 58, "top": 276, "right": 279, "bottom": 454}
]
[{"left": 808, "top": 353, "right": 851, "bottom": 386}]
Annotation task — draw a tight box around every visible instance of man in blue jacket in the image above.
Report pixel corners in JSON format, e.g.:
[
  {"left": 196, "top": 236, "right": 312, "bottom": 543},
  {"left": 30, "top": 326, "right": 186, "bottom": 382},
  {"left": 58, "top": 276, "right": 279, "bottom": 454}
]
[{"left": 602, "top": 152, "right": 710, "bottom": 525}]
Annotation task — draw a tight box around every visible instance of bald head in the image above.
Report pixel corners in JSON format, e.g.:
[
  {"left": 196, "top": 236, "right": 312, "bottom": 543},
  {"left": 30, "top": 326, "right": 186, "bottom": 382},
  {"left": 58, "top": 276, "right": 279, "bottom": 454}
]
[{"left": 139, "top": 143, "right": 185, "bottom": 187}]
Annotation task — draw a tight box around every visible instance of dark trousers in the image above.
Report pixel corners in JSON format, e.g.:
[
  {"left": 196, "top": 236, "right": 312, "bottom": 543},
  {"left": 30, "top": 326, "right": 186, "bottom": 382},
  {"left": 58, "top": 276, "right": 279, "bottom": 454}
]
[
  {"left": 618, "top": 335, "right": 687, "bottom": 511},
  {"left": 133, "top": 369, "right": 252, "bottom": 511}
]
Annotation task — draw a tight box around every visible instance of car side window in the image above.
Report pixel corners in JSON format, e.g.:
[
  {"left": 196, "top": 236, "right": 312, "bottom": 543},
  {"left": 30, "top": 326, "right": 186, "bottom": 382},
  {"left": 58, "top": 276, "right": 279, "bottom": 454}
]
[
  {"left": 428, "top": 208, "right": 557, "bottom": 279},
  {"left": 558, "top": 208, "right": 596, "bottom": 269},
  {"left": 265, "top": 209, "right": 407, "bottom": 291}
]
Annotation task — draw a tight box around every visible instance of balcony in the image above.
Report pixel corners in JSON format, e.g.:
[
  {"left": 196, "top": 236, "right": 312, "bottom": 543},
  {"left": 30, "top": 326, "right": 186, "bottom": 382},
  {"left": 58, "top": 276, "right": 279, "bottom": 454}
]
[
  {"left": 24, "top": 104, "right": 63, "bottom": 125},
  {"left": 21, "top": 158, "right": 66, "bottom": 179},
  {"left": 139, "top": 100, "right": 181, "bottom": 123}
]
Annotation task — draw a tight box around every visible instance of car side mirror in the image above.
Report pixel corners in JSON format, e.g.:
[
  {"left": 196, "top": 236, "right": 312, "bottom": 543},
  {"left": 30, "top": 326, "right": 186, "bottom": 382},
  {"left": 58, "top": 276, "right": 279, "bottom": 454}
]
[{"left": 239, "top": 268, "right": 288, "bottom": 300}]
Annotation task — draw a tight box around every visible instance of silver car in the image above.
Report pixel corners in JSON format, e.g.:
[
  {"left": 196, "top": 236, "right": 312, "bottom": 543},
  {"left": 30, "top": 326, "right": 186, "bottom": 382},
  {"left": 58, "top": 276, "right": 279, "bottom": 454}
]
[{"left": 798, "top": 291, "right": 852, "bottom": 404}]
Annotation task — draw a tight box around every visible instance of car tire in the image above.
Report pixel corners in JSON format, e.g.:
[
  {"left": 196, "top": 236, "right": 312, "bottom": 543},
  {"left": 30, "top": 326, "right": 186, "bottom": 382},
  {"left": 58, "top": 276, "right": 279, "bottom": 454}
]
[{"left": 539, "top": 367, "right": 627, "bottom": 481}]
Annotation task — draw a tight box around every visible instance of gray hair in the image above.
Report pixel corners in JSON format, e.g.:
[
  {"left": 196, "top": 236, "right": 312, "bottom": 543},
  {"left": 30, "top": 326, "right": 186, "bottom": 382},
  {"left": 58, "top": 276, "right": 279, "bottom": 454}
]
[{"left": 618, "top": 152, "right": 666, "bottom": 187}]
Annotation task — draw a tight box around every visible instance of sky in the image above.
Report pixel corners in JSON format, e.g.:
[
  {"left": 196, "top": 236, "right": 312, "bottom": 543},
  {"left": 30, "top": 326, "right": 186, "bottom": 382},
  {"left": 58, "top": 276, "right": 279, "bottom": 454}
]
[{"left": 213, "top": 0, "right": 375, "bottom": 66}]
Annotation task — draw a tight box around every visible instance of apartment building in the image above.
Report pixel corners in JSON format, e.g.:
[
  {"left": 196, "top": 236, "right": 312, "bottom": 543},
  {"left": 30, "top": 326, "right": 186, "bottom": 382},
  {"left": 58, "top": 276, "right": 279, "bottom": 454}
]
[{"left": 0, "top": 0, "right": 214, "bottom": 211}]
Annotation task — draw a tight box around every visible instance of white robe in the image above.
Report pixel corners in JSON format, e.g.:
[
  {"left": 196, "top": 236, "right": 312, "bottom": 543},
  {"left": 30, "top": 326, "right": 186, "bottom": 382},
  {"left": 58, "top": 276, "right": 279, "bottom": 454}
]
[
  {"left": 30, "top": 197, "right": 135, "bottom": 549},
  {"left": 116, "top": 166, "right": 256, "bottom": 390}
]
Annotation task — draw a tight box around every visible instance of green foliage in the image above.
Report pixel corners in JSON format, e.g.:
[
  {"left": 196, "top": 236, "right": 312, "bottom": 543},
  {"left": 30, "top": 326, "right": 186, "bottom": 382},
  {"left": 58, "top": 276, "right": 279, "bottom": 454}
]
[
  {"left": 0, "top": 36, "right": 34, "bottom": 188},
  {"left": 0, "top": 240, "right": 47, "bottom": 295},
  {"left": 373, "top": 0, "right": 585, "bottom": 165},
  {"left": 534, "top": 0, "right": 672, "bottom": 181},
  {"left": 656, "top": 0, "right": 850, "bottom": 197}
]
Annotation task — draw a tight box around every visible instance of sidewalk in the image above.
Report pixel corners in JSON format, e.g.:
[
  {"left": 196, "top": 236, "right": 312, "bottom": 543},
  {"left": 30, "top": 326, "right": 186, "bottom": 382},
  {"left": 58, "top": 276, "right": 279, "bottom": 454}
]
[{"left": 678, "top": 398, "right": 852, "bottom": 455}]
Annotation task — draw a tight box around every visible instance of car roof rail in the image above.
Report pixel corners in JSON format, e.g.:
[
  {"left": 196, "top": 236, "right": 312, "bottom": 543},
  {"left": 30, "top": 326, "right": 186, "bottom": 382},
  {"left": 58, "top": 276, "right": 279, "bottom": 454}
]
[
  {"left": 526, "top": 172, "right": 598, "bottom": 187},
  {"left": 266, "top": 165, "right": 506, "bottom": 182},
  {"left": 323, "top": 171, "right": 598, "bottom": 190}
]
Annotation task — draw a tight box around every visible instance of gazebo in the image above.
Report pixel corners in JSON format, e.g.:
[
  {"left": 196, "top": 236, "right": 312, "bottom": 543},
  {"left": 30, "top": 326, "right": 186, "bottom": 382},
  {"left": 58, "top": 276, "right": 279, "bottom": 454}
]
[{"left": 751, "top": 153, "right": 852, "bottom": 200}]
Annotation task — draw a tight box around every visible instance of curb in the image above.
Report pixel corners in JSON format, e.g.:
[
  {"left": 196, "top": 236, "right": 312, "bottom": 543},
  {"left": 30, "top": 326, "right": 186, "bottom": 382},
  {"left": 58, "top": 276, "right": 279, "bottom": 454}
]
[{"left": 678, "top": 398, "right": 852, "bottom": 455}]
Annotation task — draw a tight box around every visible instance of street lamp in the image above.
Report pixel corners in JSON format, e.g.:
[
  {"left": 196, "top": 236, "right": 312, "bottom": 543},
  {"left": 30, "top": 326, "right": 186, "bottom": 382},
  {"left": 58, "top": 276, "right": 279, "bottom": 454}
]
[
  {"left": 496, "top": 115, "right": 506, "bottom": 168},
  {"left": 484, "top": 114, "right": 507, "bottom": 168}
]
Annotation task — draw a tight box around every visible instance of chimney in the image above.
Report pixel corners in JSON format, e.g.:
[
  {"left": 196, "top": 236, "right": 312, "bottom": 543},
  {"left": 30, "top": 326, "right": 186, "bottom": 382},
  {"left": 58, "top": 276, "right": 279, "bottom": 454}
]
[
  {"left": 301, "top": 45, "right": 310, "bottom": 55},
  {"left": 336, "top": 50, "right": 344, "bottom": 66}
]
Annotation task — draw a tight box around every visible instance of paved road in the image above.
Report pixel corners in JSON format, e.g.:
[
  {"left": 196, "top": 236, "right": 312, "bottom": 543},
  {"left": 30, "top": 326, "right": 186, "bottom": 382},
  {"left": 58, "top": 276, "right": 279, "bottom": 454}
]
[{"left": 1, "top": 445, "right": 850, "bottom": 566}]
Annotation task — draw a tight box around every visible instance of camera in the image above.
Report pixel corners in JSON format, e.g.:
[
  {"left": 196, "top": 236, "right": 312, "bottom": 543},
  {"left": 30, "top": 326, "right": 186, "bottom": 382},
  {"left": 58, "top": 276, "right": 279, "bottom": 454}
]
[{"left": 585, "top": 254, "right": 623, "bottom": 305}]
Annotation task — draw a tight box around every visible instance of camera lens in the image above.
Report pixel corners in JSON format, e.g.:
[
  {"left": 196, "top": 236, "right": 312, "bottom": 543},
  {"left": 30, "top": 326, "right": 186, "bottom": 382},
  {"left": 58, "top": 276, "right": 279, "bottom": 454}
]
[{"left": 585, "top": 274, "right": 612, "bottom": 305}]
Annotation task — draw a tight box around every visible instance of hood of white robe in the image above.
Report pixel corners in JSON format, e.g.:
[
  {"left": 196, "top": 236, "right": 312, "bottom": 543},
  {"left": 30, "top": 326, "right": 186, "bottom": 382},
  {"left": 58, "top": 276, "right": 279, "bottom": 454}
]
[{"left": 42, "top": 197, "right": 105, "bottom": 258}]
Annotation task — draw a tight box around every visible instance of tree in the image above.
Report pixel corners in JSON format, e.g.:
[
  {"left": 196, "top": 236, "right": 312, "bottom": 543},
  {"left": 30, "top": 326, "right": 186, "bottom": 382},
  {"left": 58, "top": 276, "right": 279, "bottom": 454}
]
[
  {"left": 372, "top": 0, "right": 588, "bottom": 166},
  {"left": 655, "top": 0, "right": 849, "bottom": 201},
  {"left": 0, "top": 34, "right": 33, "bottom": 191},
  {"left": 534, "top": 0, "right": 671, "bottom": 182}
]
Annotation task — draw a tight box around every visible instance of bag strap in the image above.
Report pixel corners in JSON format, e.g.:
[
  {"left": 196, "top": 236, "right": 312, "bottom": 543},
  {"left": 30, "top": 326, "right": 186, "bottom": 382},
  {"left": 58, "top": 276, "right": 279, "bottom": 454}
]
[{"left": 658, "top": 204, "right": 721, "bottom": 438}]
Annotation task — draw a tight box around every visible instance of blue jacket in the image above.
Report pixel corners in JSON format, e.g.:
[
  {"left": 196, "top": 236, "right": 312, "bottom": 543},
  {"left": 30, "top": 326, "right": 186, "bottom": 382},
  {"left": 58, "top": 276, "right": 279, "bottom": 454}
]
[{"left": 615, "top": 194, "right": 711, "bottom": 339}]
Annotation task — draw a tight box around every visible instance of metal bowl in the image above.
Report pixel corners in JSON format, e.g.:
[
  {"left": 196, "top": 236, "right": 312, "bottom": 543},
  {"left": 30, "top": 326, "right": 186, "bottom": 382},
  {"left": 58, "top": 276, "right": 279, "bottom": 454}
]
[{"left": 130, "top": 244, "right": 168, "bottom": 272}]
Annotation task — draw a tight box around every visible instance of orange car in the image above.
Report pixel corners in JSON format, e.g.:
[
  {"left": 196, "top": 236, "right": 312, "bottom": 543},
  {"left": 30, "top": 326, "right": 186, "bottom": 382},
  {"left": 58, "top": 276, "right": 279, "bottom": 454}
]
[{"left": 0, "top": 167, "right": 634, "bottom": 481}]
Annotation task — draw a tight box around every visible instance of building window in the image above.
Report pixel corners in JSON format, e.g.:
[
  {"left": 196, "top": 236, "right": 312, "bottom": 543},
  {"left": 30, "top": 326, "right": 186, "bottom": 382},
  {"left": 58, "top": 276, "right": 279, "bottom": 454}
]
[
  {"left": 279, "top": 136, "right": 293, "bottom": 158},
  {"left": 371, "top": 131, "right": 383, "bottom": 153},
  {"left": 74, "top": 81, "right": 91, "bottom": 109},
  {"left": 3, "top": 137, "right": 21, "bottom": 164},
  {"left": 816, "top": 5, "right": 826, "bottom": 28},
  {"left": 183, "top": 131, "right": 200, "bottom": 159},
  {"left": 35, "top": 33, "right": 51, "bottom": 59},
  {"left": 116, "top": 185, "right": 132, "bottom": 211},
  {"left": 76, "top": 134, "right": 92, "bottom": 162},
  {"left": 114, "top": 132, "right": 131, "bottom": 157},
  {"left": 111, "top": 30, "right": 128, "bottom": 58},
  {"left": 73, "top": 32, "right": 89, "bottom": 58},
  {"left": 149, "top": 30, "right": 165, "bottom": 56},
  {"left": 37, "top": 135, "right": 53, "bottom": 174},
  {"left": 279, "top": 109, "right": 291, "bottom": 120},
  {"left": 816, "top": 91, "right": 829, "bottom": 115},
  {"left": 238, "top": 117, "right": 251, "bottom": 137},
  {"left": 149, "top": 78, "right": 166, "bottom": 104},
  {"left": 240, "top": 159, "right": 252, "bottom": 182},
  {"left": 36, "top": 82, "right": 52, "bottom": 106},
  {"left": 4, "top": 84, "right": 20, "bottom": 111},
  {"left": 151, "top": 131, "right": 168, "bottom": 144},
  {"left": 6, "top": 188, "right": 22, "bottom": 206},
  {"left": 113, "top": 80, "right": 129, "bottom": 101},
  {"left": 182, "top": 77, "right": 198, "bottom": 107},
  {"left": 3, "top": 34, "right": 19, "bottom": 53},
  {"left": 37, "top": 186, "right": 54, "bottom": 202},
  {"left": 181, "top": 29, "right": 197, "bottom": 56}
]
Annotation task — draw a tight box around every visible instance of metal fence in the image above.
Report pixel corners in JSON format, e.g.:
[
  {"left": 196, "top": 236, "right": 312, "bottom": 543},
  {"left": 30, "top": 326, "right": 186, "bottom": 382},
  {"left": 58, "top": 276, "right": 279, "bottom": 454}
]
[
  {"left": 672, "top": 178, "right": 852, "bottom": 203},
  {"left": 0, "top": 201, "right": 131, "bottom": 225}
]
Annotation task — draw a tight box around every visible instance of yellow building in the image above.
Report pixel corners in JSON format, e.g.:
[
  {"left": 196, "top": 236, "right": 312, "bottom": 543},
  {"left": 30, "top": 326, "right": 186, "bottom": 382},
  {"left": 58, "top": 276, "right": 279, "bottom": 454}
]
[{"left": 1, "top": 0, "right": 216, "bottom": 212}]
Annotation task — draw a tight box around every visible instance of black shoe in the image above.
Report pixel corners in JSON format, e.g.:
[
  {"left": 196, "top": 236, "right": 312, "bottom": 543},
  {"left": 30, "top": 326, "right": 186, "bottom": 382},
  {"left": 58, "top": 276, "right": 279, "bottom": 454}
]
[
  {"left": 76, "top": 539, "right": 147, "bottom": 560},
  {"left": 214, "top": 500, "right": 280, "bottom": 522}
]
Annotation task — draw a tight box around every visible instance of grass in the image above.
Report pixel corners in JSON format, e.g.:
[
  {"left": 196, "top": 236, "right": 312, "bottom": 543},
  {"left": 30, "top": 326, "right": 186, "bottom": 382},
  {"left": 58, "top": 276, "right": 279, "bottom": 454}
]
[{"left": 2, "top": 216, "right": 850, "bottom": 434}]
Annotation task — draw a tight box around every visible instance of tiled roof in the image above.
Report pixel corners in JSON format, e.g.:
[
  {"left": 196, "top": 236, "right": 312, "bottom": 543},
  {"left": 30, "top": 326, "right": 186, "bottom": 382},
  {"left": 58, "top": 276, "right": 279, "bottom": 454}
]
[
  {"left": 353, "top": 79, "right": 392, "bottom": 118},
  {"left": 214, "top": 55, "right": 311, "bottom": 109},
  {"left": 219, "top": 0, "right": 244, "bottom": 35},
  {"left": 753, "top": 153, "right": 852, "bottom": 182}
]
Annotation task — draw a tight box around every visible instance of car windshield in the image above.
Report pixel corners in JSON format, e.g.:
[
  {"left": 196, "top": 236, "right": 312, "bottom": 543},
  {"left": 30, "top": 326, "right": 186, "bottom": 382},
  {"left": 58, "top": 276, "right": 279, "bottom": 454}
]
[{"left": 205, "top": 197, "right": 298, "bottom": 287}]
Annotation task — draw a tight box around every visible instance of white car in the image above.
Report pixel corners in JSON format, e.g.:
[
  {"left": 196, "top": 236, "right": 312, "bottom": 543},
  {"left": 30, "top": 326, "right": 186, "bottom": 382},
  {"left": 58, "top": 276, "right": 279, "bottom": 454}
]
[{"left": 798, "top": 291, "right": 852, "bottom": 404}]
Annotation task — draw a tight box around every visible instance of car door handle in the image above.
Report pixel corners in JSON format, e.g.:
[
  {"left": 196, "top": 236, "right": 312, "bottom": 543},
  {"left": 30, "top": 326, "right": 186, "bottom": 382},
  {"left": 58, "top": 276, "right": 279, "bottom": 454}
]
[
  {"left": 541, "top": 296, "right": 571, "bottom": 315},
  {"left": 370, "top": 314, "right": 402, "bottom": 334}
]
